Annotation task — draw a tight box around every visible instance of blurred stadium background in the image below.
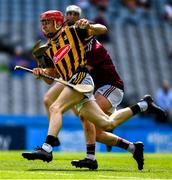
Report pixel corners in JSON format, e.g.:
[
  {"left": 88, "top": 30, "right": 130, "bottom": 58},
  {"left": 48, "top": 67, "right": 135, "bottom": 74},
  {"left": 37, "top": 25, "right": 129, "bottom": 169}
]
[{"left": 0, "top": 0, "right": 172, "bottom": 153}]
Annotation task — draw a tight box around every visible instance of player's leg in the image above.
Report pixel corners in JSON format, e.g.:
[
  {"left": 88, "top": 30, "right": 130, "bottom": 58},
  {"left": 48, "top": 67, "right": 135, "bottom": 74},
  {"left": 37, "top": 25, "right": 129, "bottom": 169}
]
[
  {"left": 72, "top": 116, "right": 98, "bottom": 170},
  {"left": 81, "top": 94, "right": 166, "bottom": 162},
  {"left": 22, "top": 72, "right": 95, "bottom": 162},
  {"left": 43, "top": 82, "right": 65, "bottom": 147},
  {"left": 79, "top": 94, "right": 166, "bottom": 131},
  {"left": 77, "top": 85, "right": 134, "bottom": 131},
  {"left": 109, "top": 95, "right": 167, "bottom": 129},
  {"left": 95, "top": 129, "right": 144, "bottom": 170},
  {"left": 22, "top": 86, "right": 85, "bottom": 162},
  {"left": 72, "top": 94, "right": 165, "bottom": 170},
  {"left": 94, "top": 86, "right": 124, "bottom": 152},
  {"left": 71, "top": 87, "right": 123, "bottom": 170},
  {"left": 78, "top": 98, "right": 127, "bottom": 131},
  {"left": 47, "top": 71, "right": 95, "bottom": 137},
  {"left": 81, "top": 90, "right": 114, "bottom": 160},
  {"left": 44, "top": 82, "right": 65, "bottom": 121},
  {"left": 70, "top": 86, "right": 118, "bottom": 169},
  {"left": 47, "top": 86, "right": 84, "bottom": 137}
]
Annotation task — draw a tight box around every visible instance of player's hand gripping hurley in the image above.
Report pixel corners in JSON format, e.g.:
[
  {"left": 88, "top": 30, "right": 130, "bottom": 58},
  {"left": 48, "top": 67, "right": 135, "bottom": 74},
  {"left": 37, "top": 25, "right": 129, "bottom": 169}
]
[{"left": 14, "top": 66, "right": 94, "bottom": 93}]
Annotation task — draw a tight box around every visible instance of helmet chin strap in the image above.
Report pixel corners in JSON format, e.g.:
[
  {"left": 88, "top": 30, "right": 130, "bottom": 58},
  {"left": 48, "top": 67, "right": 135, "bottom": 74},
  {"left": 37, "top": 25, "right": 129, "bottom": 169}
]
[
  {"left": 44, "top": 19, "right": 69, "bottom": 38},
  {"left": 46, "top": 31, "right": 58, "bottom": 38}
]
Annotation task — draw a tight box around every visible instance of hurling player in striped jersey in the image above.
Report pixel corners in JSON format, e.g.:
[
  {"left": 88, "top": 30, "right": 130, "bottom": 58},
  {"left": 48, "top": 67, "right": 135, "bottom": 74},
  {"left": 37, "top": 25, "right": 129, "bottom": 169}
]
[{"left": 43, "top": 5, "right": 142, "bottom": 171}]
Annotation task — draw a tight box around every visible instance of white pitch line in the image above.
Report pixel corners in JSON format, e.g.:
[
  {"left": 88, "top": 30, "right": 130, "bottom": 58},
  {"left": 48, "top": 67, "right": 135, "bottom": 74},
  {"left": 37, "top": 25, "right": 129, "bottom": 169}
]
[
  {"left": 1, "top": 171, "right": 171, "bottom": 180},
  {"left": 98, "top": 175, "right": 170, "bottom": 180},
  {"left": 1, "top": 170, "right": 75, "bottom": 176}
]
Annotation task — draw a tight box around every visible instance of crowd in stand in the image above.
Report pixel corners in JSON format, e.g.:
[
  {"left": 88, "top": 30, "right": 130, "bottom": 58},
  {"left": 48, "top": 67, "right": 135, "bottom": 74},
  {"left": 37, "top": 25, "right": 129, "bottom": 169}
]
[
  {"left": 0, "top": 40, "right": 36, "bottom": 77},
  {"left": 154, "top": 80, "right": 172, "bottom": 124},
  {"left": 0, "top": 0, "right": 171, "bottom": 74},
  {"left": 0, "top": 0, "right": 172, "bottom": 124}
]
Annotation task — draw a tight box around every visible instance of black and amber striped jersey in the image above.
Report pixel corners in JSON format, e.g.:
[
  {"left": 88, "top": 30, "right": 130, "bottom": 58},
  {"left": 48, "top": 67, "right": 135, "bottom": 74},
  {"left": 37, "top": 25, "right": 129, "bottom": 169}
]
[{"left": 43, "top": 26, "right": 90, "bottom": 81}]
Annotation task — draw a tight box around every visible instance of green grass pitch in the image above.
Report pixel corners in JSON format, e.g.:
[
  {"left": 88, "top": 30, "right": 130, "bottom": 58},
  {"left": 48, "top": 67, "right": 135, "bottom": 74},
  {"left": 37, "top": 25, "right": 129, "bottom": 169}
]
[{"left": 0, "top": 151, "right": 172, "bottom": 179}]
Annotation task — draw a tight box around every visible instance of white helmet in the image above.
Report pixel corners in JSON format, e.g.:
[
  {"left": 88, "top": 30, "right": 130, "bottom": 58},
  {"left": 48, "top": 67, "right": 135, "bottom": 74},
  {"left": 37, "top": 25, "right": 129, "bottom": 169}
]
[{"left": 65, "top": 5, "right": 82, "bottom": 16}]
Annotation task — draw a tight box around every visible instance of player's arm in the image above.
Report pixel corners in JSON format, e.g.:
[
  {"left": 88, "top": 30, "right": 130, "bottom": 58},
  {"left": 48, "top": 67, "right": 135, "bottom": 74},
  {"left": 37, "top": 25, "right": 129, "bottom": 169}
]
[{"left": 76, "top": 18, "right": 108, "bottom": 36}]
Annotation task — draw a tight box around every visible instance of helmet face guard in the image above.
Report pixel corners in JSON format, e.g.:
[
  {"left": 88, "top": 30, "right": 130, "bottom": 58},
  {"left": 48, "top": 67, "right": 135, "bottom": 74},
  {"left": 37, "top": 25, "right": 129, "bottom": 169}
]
[{"left": 40, "top": 10, "right": 64, "bottom": 38}]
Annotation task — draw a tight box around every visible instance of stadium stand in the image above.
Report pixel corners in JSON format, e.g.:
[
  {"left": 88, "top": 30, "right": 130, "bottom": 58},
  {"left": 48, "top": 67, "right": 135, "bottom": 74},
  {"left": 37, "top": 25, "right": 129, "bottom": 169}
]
[{"left": 0, "top": 0, "right": 172, "bottom": 115}]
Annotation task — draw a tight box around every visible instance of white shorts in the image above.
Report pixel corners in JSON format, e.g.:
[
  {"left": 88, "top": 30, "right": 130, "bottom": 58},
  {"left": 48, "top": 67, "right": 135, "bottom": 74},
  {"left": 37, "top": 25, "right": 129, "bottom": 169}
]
[
  {"left": 95, "top": 85, "right": 124, "bottom": 113},
  {"left": 75, "top": 83, "right": 124, "bottom": 113},
  {"left": 70, "top": 72, "right": 95, "bottom": 112},
  {"left": 68, "top": 72, "right": 95, "bottom": 99}
]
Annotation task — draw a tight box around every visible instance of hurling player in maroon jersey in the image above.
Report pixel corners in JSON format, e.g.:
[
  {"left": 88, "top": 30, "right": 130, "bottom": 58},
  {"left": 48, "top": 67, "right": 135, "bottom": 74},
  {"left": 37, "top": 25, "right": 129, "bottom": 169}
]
[
  {"left": 66, "top": 6, "right": 143, "bottom": 170},
  {"left": 71, "top": 22, "right": 164, "bottom": 170},
  {"left": 65, "top": 5, "right": 163, "bottom": 170}
]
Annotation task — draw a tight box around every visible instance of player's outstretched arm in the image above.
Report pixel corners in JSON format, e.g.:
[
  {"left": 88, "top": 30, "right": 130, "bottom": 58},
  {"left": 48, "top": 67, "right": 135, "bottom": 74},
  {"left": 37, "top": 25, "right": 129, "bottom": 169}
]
[{"left": 76, "top": 18, "right": 108, "bottom": 36}]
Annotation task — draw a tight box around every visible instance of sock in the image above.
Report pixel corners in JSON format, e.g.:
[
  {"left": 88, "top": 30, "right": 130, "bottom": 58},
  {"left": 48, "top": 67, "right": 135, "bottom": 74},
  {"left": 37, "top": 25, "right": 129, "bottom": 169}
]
[
  {"left": 127, "top": 143, "right": 136, "bottom": 154},
  {"left": 130, "top": 104, "right": 141, "bottom": 115},
  {"left": 116, "top": 138, "right": 129, "bottom": 149},
  {"left": 42, "top": 143, "right": 52, "bottom": 153},
  {"left": 130, "top": 100, "right": 148, "bottom": 115},
  {"left": 137, "top": 101, "right": 148, "bottom": 112},
  {"left": 45, "top": 135, "right": 57, "bottom": 147},
  {"left": 86, "top": 144, "right": 95, "bottom": 160},
  {"left": 116, "top": 138, "right": 135, "bottom": 154}
]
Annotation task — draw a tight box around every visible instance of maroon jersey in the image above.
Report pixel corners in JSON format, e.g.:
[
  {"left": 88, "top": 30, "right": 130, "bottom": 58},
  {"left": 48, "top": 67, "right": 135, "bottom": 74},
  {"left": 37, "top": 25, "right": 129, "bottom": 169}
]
[{"left": 85, "top": 38, "right": 124, "bottom": 91}]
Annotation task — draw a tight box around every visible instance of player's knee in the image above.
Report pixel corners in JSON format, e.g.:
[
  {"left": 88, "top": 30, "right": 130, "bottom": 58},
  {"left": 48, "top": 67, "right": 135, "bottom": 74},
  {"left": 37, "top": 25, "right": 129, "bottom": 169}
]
[
  {"left": 44, "top": 93, "right": 51, "bottom": 108},
  {"left": 49, "top": 103, "right": 63, "bottom": 115},
  {"left": 99, "top": 122, "right": 113, "bottom": 131},
  {"left": 104, "top": 125, "right": 113, "bottom": 131}
]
